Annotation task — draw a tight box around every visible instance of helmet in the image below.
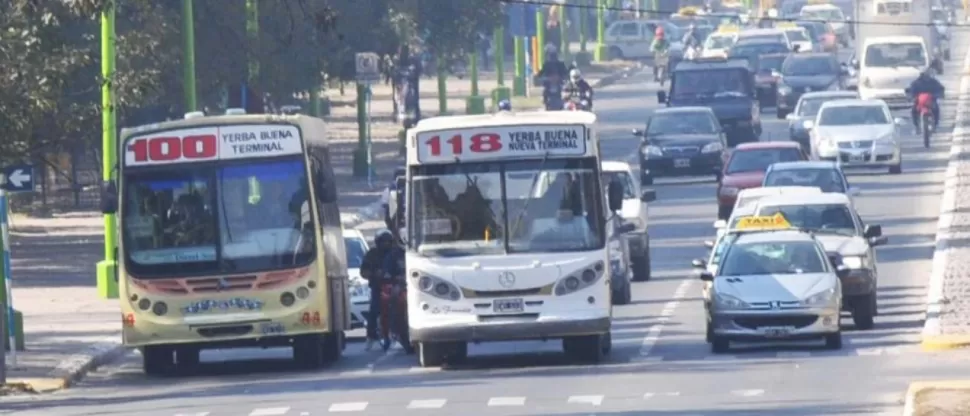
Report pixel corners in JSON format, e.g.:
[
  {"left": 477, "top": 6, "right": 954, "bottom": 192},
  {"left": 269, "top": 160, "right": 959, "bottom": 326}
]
[
  {"left": 569, "top": 68, "right": 581, "bottom": 81},
  {"left": 375, "top": 229, "right": 394, "bottom": 246},
  {"left": 544, "top": 44, "right": 558, "bottom": 55},
  {"left": 497, "top": 99, "right": 512, "bottom": 111},
  {"left": 655, "top": 26, "right": 665, "bottom": 37}
]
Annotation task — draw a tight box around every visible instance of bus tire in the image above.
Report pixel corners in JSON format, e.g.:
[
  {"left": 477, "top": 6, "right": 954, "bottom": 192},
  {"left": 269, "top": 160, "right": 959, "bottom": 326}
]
[
  {"left": 562, "top": 334, "right": 605, "bottom": 363},
  {"left": 142, "top": 345, "right": 175, "bottom": 376},
  {"left": 293, "top": 334, "right": 325, "bottom": 369},
  {"left": 321, "top": 332, "right": 343, "bottom": 363},
  {"left": 418, "top": 342, "right": 445, "bottom": 367},
  {"left": 175, "top": 346, "right": 200, "bottom": 373}
]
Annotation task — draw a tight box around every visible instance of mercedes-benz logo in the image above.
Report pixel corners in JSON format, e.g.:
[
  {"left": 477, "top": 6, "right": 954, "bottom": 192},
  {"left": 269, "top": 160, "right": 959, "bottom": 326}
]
[
  {"left": 498, "top": 271, "right": 516, "bottom": 288},
  {"left": 770, "top": 301, "right": 781, "bottom": 309}
]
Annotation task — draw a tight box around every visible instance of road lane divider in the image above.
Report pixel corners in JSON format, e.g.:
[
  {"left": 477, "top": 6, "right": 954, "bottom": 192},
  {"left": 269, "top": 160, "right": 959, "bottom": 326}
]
[{"left": 636, "top": 279, "right": 693, "bottom": 360}]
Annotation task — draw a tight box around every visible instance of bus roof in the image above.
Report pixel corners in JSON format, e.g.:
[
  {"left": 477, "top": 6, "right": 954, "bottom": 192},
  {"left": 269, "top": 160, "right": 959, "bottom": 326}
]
[
  {"left": 120, "top": 113, "right": 318, "bottom": 141},
  {"left": 411, "top": 111, "right": 597, "bottom": 133}
]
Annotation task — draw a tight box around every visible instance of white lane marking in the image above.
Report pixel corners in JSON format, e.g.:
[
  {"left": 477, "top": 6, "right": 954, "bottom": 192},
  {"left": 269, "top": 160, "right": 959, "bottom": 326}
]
[
  {"left": 487, "top": 397, "right": 526, "bottom": 406},
  {"left": 328, "top": 402, "right": 369, "bottom": 412},
  {"left": 174, "top": 413, "right": 210, "bottom": 416},
  {"left": 407, "top": 399, "right": 447, "bottom": 409},
  {"left": 855, "top": 347, "right": 884, "bottom": 356},
  {"left": 661, "top": 392, "right": 681, "bottom": 396},
  {"left": 731, "top": 389, "right": 765, "bottom": 397},
  {"left": 775, "top": 351, "right": 812, "bottom": 358},
  {"left": 409, "top": 366, "right": 440, "bottom": 373},
  {"left": 643, "top": 392, "right": 656, "bottom": 400},
  {"left": 567, "top": 395, "right": 604, "bottom": 406},
  {"left": 639, "top": 279, "right": 693, "bottom": 357},
  {"left": 250, "top": 408, "right": 290, "bottom": 416}
]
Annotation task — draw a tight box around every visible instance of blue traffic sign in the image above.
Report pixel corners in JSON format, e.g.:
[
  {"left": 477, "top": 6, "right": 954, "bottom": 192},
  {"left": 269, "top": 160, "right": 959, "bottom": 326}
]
[{"left": 1, "top": 164, "right": 34, "bottom": 192}]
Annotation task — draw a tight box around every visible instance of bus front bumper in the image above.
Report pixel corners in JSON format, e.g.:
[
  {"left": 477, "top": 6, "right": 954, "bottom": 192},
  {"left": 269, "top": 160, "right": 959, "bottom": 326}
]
[{"left": 410, "top": 316, "right": 611, "bottom": 343}]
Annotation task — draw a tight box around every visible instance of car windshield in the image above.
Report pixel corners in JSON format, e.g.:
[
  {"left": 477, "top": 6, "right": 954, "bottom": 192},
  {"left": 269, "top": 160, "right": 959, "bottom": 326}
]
[
  {"left": 122, "top": 158, "right": 315, "bottom": 277},
  {"left": 705, "top": 34, "right": 736, "bottom": 49},
  {"left": 672, "top": 69, "right": 748, "bottom": 99},
  {"left": 764, "top": 168, "right": 845, "bottom": 193},
  {"left": 864, "top": 42, "right": 926, "bottom": 67},
  {"left": 758, "top": 203, "right": 858, "bottom": 235},
  {"left": 783, "top": 56, "right": 837, "bottom": 76},
  {"left": 726, "top": 148, "right": 803, "bottom": 174},
  {"left": 758, "top": 56, "right": 786, "bottom": 72},
  {"left": 818, "top": 105, "right": 888, "bottom": 125},
  {"left": 730, "top": 43, "right": 790, "bottom": 62},
  {"left": 802, "top": 8, "right": 844, "bottom": 20},
  {"left": 785, "top": 29, "right": 809, "bottom": 41},
  {"left": 797, "top": 97, "right": 851, "bottom": 117},
  {"left": 647, "top": 111, "right": 719, "bottom": 135},
  {"left": 344, "top": 236, "right": 367, "bottom": 269},
  {"left": 720, "top": 240, "right": 827, "bottom": 275},
  {"left": 410, "top": 158, "right": 605, "bottom": 256},
  {"left": 601, "top": 170, "right": 636, "bottom": 199}
]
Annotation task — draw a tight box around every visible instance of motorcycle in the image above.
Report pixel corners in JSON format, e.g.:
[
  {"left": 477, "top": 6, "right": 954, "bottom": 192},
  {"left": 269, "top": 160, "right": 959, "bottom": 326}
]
[
  {"left": 916, "top": 92, "right": 936, "bottom": 148},
  {"left": 379, "top": 277, "right": 414, "bottom": 353},
  {"left": 543, "top": 77, "right": 565, "bottom": 111},
  {"left": 563, "top": 98, "right": 590, "bottom": 111}
]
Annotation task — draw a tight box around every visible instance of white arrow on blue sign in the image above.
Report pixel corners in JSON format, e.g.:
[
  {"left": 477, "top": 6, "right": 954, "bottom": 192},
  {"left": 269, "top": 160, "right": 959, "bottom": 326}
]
[{"left": 1, "top": 164, "right": 34, "bottom": 192}]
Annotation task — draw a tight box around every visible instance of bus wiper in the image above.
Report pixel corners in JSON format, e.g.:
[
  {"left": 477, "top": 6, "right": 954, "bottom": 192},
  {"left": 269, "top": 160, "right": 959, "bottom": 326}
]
[{"left": 510, "top": 151, "right": 551, "bottom": 238}]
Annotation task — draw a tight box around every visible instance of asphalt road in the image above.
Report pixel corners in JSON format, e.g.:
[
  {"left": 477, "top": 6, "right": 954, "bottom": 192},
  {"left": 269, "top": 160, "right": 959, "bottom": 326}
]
[{"left": 8, "top": 35, "right": 970, "bottom": 416}]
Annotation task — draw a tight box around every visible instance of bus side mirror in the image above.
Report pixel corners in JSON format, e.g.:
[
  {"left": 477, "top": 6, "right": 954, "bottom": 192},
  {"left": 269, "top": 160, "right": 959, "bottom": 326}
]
[
  {"left": 100, "top": 180, "right": 118, "bottom": 214},
  {"left": 608, "top": 181, "right": 624, "bottom": 212}
]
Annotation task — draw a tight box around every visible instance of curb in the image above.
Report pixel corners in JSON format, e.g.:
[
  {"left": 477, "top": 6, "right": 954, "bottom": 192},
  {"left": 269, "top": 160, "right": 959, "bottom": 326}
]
[
  {"left": 902, "top": 381, "right": 970, "bottom": 416},
  {"left": 7, "top": 338, "right": 127, "bottom": 394},
  {"left": 920, "top": 47, "right": 970, "bottom": 351}
]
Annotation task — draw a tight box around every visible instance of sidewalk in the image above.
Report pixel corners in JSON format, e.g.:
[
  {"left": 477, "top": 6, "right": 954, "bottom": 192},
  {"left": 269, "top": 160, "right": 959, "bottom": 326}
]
[{"left": 0, "top": 59, "right": 640, "bottom": 396}]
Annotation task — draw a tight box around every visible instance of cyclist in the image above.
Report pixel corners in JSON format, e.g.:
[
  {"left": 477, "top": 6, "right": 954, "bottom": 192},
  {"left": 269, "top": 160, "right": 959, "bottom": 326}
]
[
  {"left": 360, "top": 229, "right": 395, "bottom": 350},
  {"left": 650, "top": 26, "right": 670, "bottom": 80},
  {"left": 906, "top": 69, "right": 945, "bottom": 130},
  {"left": 379, "top": 234, "right": 407, "bottom": 350}
]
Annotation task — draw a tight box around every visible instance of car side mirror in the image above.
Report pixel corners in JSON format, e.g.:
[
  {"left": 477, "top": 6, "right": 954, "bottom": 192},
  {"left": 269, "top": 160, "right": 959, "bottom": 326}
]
[
  {"left": 785, "top": 113, "right": 797, "bottom": 121},
  {"left": 608, "top": 181, "right": 624, "bottom": 212},
  {"left": 691, "top": 258, "right": 707, "bottom": 268},
  {"left": 864, "top": 224, "right": 882, "bottom": 238},
  {"left": 100, "top": 180, "right": 118, "bottom": 214},
  {"left": 713, "top": 219, "right": 727, "bottom": 229},
  {"left": 698, "top": 271, "right": 715, "bottom": 281},
  {"left": 704, "top": 240, "right": 715, "bottom": 249},
  {"left": 657, "top": 90, "right": 667, "bottom": 103},
  {"left": 617, "top": 222, "right": 637, "bottom": 234},
  {"left": 836, "top": 265, "right": 851, "bottom": 279},
  {"left": 632, "top": 128, "right": 644, "bottom": 137},
  {"left": 848, "top": 187, "right": 861, "bottom": 196},
  {"left": 640, "top": 189, "right": 656, "bottom": 202}
]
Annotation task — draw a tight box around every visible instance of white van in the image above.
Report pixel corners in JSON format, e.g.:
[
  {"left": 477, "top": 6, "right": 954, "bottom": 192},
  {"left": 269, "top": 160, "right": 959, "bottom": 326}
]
[{"left": 856, "top": 36, "right": 930, "bottom": 109}]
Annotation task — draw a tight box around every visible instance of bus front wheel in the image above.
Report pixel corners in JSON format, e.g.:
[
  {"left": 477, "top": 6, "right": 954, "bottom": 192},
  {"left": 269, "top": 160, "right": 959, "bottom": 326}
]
[
  {"left": 142, "top": 345, "right": 175, "bottom": 376},
  {"left": 293, "top": 334, "right": 325, "bottom": 369},
  {"left": 320, "top": 331, "right": 343, "bottom": 363}
]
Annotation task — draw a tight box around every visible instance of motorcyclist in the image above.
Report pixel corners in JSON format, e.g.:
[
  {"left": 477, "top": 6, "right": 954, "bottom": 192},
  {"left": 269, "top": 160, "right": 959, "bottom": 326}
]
[
  {"left": 564, "top": 69, "right": 594, "bottom": 109},
  {"left": 360, "top": 229, "right": 395, "bottom": 350},
  {"left": 906, "top": 69, "right": 945, "bottom": 129},
  {"left": 650, "top": 26, "right": 670, "bottom": 80},
  {"left": 538, "top": 44, "right": 569, "bottom": 108}
]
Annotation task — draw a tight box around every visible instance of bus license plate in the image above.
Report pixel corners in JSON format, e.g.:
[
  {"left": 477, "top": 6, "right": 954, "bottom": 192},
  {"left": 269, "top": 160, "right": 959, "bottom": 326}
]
[
  {"left": 761, "top": 326, "right": 793, "bottom": 338},
  {"left": 493, "top": 298, "right": 524, "bottom": 313},
  {"left": 260, "top": 322, "right": 285, "bottom": 335},
  {"left": 674, "top": 158, "right": 691, "bottom": 168}
]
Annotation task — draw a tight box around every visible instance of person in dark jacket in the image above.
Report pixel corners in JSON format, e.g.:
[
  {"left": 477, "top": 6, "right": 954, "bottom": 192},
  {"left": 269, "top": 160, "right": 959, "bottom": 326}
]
[
  {"left": 564, "top": 68, "right": 593, "bottom": 109},
  {"left": 360, "top": 229, "right": 395, "bottom": 350},
  {"left": 538, "top": 45, "right": 569, "bottom": 108},
  {"left": 907, "top": 69, "right": 945, "bottom": 129}
]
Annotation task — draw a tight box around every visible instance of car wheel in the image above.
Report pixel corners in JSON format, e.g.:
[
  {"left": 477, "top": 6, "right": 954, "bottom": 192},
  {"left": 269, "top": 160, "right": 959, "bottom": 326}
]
[
  {"left": 824, "top": 331, "right": 843, "bottom": 350},
  {"left": 705, "top": 319, "right": 714, "bottom": 343},
  {"left": 632, "top": 238, "right": 652, "bottom": 282},
  {"left": 612, "top": 281, "right": 632, "bottom": 305},
  {"left": 608, "top": 46, "right": 624, "bottom": 61},
  {"left": 641, "top": 173, "right": 654, "bottom": 186},
  {"left": 852, "top": 294, "right": 876, "bottom": 330},
  {"left": 717, "top": 204, "right": 732, "bottom": 220},
  {"left": 777, "top": 109, "right": 788, "bottom": 119},
  {"left": 563, "top": 334, "right": 606, "bottom": 363},
  {"left": 889, "top": 163, "right": 902, "bottom": 174},
  {"left": 710, "top": 336, "right": 730, "bottom": 353}
]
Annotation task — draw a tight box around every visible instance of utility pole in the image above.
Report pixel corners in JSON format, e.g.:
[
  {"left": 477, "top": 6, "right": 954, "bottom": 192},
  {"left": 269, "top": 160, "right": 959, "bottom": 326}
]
[
  {"left": 182, "top": 0, "right": 197, "bottom": 112},
  {"left": 96, "top": 0, "right": 118, "bottom": 300}
]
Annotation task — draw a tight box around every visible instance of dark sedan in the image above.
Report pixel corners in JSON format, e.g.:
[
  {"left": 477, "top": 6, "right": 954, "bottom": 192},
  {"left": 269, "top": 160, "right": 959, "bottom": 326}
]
[
  {"left": 785, "top": 91, "right": 859, "bottom": 150},
  {"left": 754, "top": 53, "right": 788, "bottom": 108},
  {"left": 634, "top": 107, "right": 728, "bottom": 185},
  {"left": 775, "top": 52, "right": 848, "bottom": 118}
]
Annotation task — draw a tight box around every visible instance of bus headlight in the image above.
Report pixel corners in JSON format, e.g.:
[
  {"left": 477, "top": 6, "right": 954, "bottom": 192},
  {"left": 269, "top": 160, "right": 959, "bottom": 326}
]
[
  {"left": 555, "top": 262, "right": 605, "bottom": 296},
  {"left": 412, "top": 272, "right": 461, "bottom": 301}
]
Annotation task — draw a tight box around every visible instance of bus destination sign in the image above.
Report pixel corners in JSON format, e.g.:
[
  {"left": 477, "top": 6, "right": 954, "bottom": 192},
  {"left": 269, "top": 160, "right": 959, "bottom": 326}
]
[
  {"left": 124, "top": 125, "right": 302, "bottom": 166},
  {"left": 416, "top": 125, "right": 587, "bottom": 163}
]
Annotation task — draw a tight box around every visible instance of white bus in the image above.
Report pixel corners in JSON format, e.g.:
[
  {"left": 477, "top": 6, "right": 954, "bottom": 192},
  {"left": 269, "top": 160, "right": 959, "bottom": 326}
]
[{"left": 403, "top": 111, "right": 630, "bottom": 367}]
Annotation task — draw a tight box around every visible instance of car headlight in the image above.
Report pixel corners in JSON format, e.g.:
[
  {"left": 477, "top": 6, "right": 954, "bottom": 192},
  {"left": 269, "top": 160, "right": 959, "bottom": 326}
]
[
  {"left": 802, "top": 120, "right": 814, "bottom": 129},
  {"left": 841, "top": 255, "right": 871, "bottom": 269},
  {"left": 778, "top": 85, "right": 792, "bottom": 95},
  {"left": 554, "top": 262, "right": 605, "bottom": 296},
  {"left": 702, "top": 142, "right": 723, "bottom": 153},
  {"left": 719, "top": 186, "right": 739, "bottom": 196},
  {"left": 803, "top": 287, "right": 837, "bottom": 306},
  {"left": 714, "top": 293, "right": 749, "bottom": 309},
  {"left": 641, "top": 145, "right": 663, "bottom": 158},
  {"left": 410, "top": 271, "right": 462, "bottom": 301}
]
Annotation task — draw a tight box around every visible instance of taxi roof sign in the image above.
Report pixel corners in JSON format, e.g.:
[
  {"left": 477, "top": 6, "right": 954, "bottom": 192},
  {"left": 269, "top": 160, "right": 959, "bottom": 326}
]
[
  {"left": 717, "top": 24, "right": 740, "bottom": 32},
  {"left": 733, "top": 213, "right": 792, "bottom": 230}
]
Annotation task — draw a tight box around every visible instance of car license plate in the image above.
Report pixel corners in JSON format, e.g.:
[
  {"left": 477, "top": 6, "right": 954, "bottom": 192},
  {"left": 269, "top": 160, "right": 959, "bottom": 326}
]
[
  {"left": 674, "top": 158, "right": 690, "bottom": 168},
  {"left": 260, "top": 322, "right": 285, "bottom": 335},
  {"left": 493, "top": 298, "right": 524, "bottom": 313},
  {"left": 849, "top": 154, "right": 865, "bottom": 162},
  {"left": 761, "top": 326, "right": 793, "bottom": 338}
]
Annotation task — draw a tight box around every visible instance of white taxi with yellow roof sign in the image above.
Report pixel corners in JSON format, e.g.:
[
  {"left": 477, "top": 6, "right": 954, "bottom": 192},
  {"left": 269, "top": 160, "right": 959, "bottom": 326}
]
[
  {"left": 710, "top": 186, "right": 823, "bottom": 240},
  {"left": 693, "top": 213, "right": 847, "bottom": 352},
  {"left": 702, "top": 30, "right": 739, "bottom": 58},
  {"left": 775, "top": 22, "right": 813, "bottom": 52}
]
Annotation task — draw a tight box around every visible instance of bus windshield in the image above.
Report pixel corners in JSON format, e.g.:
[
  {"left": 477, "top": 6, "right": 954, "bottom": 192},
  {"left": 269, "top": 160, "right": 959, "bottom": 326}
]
[
  {"left": 410, "top": 158, "right": 605, "bottom": 257},
  {"left": 122, "top": 158, "right": 316, "bottom": 277},
  {"left": 864, "top": 42, "right": 926, "bottom": 67}
]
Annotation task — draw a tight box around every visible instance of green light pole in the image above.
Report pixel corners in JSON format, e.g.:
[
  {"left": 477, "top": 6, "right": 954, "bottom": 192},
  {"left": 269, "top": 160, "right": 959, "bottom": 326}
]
[
  {"left": 559, "top": 5, "right": 569, "bottom": 63},
  {"left": 535, "top": 7, "right": 546, "bottom": 70},
  {"left": 245, "top": 0, "right": 259, "bottom": 102},
  {"left": 513, "top": 37, "right": 526, "bottom": 96},
  {"left": 492, "top": 27, "right": 511, "bottom": 107},
  {"left": 465, "top": 52, "right": 485, "bottom": 114},
  {"left": 594, "top": 0, "right": 607, "bottom": 61},
  {"left": 579, "top": 0, "right": 588, "bottom": 52},
  {"left": 96, "top": 0, "right": 118, "bottom": 299},
  {"left": 182, "top": 0, "right": 197, "bottom": 112}
]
